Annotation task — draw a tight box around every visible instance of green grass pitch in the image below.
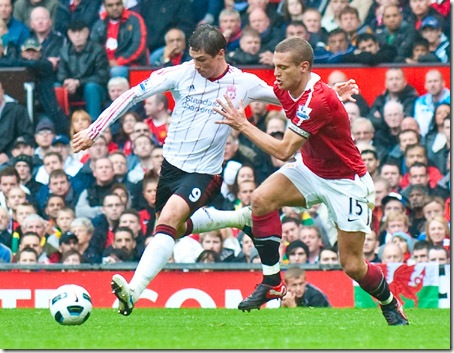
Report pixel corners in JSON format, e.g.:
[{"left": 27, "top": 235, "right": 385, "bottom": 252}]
[{"left": 1, "top": 308, "right": 450, "bottom": 349}]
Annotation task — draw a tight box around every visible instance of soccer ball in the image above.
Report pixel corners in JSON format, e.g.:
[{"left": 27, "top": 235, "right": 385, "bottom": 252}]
[{"left": 49, "top": 284, "right": 92, "bottom": 325}]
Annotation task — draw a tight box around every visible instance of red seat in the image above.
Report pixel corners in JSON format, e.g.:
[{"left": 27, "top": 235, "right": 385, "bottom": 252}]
[{"left": 54, "top": 87, "right": 86, "bottom": 116}]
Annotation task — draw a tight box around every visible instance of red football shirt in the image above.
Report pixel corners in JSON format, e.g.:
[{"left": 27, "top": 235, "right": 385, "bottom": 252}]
[{"left": 274, "top": 73, "right": 366, "bottom": 180}]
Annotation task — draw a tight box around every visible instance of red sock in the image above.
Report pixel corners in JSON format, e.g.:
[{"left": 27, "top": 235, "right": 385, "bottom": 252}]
[{"left": 358, "top": 261, "right": 391, "bottom": 302}]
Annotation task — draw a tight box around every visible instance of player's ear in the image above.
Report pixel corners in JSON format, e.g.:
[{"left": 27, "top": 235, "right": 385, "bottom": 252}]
[{"left": 300, "top": 60, "right": 310, "bottom": 73}]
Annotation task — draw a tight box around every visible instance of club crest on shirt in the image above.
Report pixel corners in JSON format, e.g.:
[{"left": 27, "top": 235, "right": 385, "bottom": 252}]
[
  {"left": 296, "top": 105, "right": 311, "bottom": 121},
  {"left": 139, "top": 79, "right": 150, "bottom": 91},
  {"left": 225, "top": 86, "right": 236, "bottom": 100}
]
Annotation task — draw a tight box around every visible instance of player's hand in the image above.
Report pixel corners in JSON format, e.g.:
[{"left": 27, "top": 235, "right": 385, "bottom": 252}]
[
  {"left": 333, "top": 79, "right": 359, "bottom": 103},
  {"left": 281, "top": 290, "right": 297, "bottom": 308},
  {"left": 72, "top": 128, "right": 94, "bottom": 153},
  {"left": 214, "top": 95, "right": 248, "bottom": 131}
]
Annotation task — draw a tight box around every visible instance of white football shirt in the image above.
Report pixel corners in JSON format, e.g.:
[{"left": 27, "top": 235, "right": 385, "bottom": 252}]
[{"left": 89, "top": 61, "right": 279, "bottom": 174}]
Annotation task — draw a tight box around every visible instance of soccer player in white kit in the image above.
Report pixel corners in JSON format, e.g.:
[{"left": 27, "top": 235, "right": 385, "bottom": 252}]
[{"left": 72, "top": 25, "right": 280, "bottom": 316}]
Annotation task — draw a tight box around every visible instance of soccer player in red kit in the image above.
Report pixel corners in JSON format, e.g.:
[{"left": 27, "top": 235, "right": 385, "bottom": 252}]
[{"left": 215, "top": 37, "right": 408, "bottom": 325}]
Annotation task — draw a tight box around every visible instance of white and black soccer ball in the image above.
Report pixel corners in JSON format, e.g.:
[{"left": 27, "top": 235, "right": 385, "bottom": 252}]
[{"left": 49, "top": 284, "right": 92, "bottom": 325}]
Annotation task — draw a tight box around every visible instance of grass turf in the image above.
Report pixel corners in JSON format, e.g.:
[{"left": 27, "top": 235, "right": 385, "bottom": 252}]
[{"left": 0, "top": 308, "right": 450, "bottom": 349}]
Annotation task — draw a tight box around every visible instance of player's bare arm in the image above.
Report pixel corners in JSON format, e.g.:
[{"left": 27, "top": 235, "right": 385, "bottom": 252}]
[
  {"left": 72, "top": 128, "right": 94, "bottom": 152},
  {"left": 332, "top": 79, "right": 359, "bottom": 102},
  {"left": 214, "top": 95, "right": 304, "bottom": 161}
]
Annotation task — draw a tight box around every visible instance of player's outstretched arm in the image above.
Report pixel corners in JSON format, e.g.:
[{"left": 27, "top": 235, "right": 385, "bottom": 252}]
[{"left": 72, "top": 128, "right": 94, "bottom": 152}]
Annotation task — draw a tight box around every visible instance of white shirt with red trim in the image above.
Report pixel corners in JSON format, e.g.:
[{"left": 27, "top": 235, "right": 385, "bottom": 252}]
[{"left": 89, "top": 61, "right": 279, "bottom": 174}]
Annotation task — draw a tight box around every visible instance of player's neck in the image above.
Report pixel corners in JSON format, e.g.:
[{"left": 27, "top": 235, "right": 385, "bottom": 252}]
[{"left": 289, "top": 73, "right": 311, "bottom": 99}]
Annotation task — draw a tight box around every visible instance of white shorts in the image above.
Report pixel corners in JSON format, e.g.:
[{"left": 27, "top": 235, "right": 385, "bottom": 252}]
[{"left": 277, "top": 153, "right": 375, "bottom": 233}]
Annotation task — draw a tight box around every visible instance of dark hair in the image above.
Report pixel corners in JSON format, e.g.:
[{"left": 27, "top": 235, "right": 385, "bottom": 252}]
[
  {"left": 45, "top": 194, "right": 66, "bottom": 208},
  {"left": 44, "top": 151, "right": 64, "bottom": 163},
  {"left": 339, "top": 6, "right": 359, "bottom": 19},
  {"left": 282, "top": 0, "right": 305, "bottom": 21},
  {"left": 413, "top": 240, "right": 430, "bottom": 252},
  {"left": 356, "top": 33, "right": 377, "bottom": 46},
  {"left": 398, "top": 129, "right": 421, "bottom": 144},
  {"left": 0, "top": 166, "right": 20, "bottom": 183},
  {"left": 114, "top": 226, "right": 135, "bottom": 239},
  {"left": 408, "top": 161, "right": 428, "bottom": 174},
  {"left": 49, "top": 169, "right": 69, "bottom": 181},
  {"left": 196, "top": 249, "right": 221, "bottom": 263},
  {"left": 379, "top": 160, "right": 402, "bottom": 174},
  {"left": 282, "top": 216, "right": 300, "bottom": 226},
  {"left": 404, "top": 143, "right": 426, "bottom": 157},
  {"left": 120, "top": 208, "right": 140, "bottom": 221},
  {"left": 328, "top": 28, "right": 348, "bottom": 40},
  {"left": 61, "top": 248, "right": 83, "bottom": 263},
  {"left": 189, "top": 24, "right": 226, "bottom": 57},
  {"left": 275, "top": 37, "right": 314, "bottom": 68},
  {"left": 361, "top": 149, "right": 378, "bottom": 159}
]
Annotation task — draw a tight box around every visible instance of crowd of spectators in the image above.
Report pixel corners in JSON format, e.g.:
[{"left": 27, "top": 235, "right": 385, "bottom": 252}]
[{"left": 0, "top": 0, "right": 450, "bottom": 271}]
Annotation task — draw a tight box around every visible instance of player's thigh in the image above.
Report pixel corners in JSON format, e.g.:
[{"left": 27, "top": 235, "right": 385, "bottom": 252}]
[
  {"left": 252, "top": 172, "right": 307, "bottom": 214},
  {"left": 322, "top": 174, "right": 375, "bottom": 234}
]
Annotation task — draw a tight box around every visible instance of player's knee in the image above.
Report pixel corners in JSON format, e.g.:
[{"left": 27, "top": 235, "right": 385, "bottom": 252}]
[
  {"left": 251, "top": 191, "right": 273, "bottom": 214},
  {"left": 340, "top": 257, "right": 363, "bottom": 281}
]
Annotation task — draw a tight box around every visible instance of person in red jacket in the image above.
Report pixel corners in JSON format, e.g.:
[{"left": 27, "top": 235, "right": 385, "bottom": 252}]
[{"left": 91, "top": 0, "right": 148, "bottom": 78}]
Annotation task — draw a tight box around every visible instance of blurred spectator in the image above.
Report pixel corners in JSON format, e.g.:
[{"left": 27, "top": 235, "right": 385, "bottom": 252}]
[
  {"left": 401, "top": 147, "right": 444, "bottom": 192},
  {"left": 219, "top": 8, "right": 243, "bottom": 52},
  {"left": 84, "top": 192, "right": 124, "bottom": 263},
  {"left": 49, "top": 230, "right": 78, "bottom": 263},
  {"left": 391, "top": 231, "right": 414, "bottom": 262},
  {"left": 12, "top": 154, "right": 42, "bottom": 197},
  {"left": 318, "top": 246, "right": 339, "bottom": 267},
  {"left": 36, "top": 169, "right": 78, "bottom": 210},
  {"left": 196, "top": 249, "right": 220, "bottom": 263},
  {"left": 375, "top": 3, "right": 417, "bottom": 63},
  {"left": 127, "top": 135, "right": 155, "bottom": 184},
  {"left": 240, "top": 0, "right": 282, "bottom": 28},
  {"left": 300, "top": 225, "right": 323, "bottom": 264},
  {"left": 0, "top": 82, "right": 34, "bottom": 167},
  {"left": 425, "top": 104, "right": 450, "bottom": 175},
  {"left": 70, "top": 216, "right": 94, "bottom": 262},
  {"left": 29, "top": 6, "right": 66, "bottom": 73},
  {"left": 403, "top": 183, "right": 429, "bottom": 238},
  {"left": 19, "top": 230, "right": 49, "bottom": 263},
  {"left": 321, "top": 0, "right": 349, "bottom": 32},
  {"left": 342, "top": 32, "right": 397, "bottom": 65},
  {"left": 91, "top": 0, "right": 148, "bottom": 78},
  {"left": 0, "top": 0, "right": 30, "bottom": 48},
  {"left": 54, "top": 0, "right": 103, "bottom": 35},
  {"left": 227, "top": 26, "right": 264, "bottom": 65},
  {"left": 313, "top": 28, "right": 355, "bottom": 63},
  {"left": 401, "top": 36, "right": 439, "bottom": 64},
  {"left": 199, "top": 230, "right": 236, "bottom": 262},
  {"left": 381, "top": 242, "right": 404, "bottom": 263},
  {"left": 57, "top": 19, "right": 110, "bottom": 121},
  {"left": 16, "top": 246, "right": 38, "bottom": 264},
  {"left": 118, "top": 209, "right": 145, "bottom": 257},
  {"left": 0, "top": 205, "right": 11, "bottom": 247},
  {"left": 424, "top": 215, "right": 450, "bottom": 250},
  {"left": 428, "top": 245, "right": 449, "bottom": 264},
  {"left": 13, "top": 0, "right": 60, "bottom": 29},
  {"left": 115, "top": 111, "right": 142, "bottom": 155},
  {"left": 139, "top": 0, "right": 195, "bottom": 55},
  {"left": 411, "top": 240, "right": 430, "bottom": 263},
  {"left": 374, "top": 101, "right": 405, "bottom": 152},
  {"left": 363, "top": 230, "right": 380, "bottom": 262},
  {"left": 102, "top": 226, "right": 138, "bottom": 263},
  {"left": 75, "top": 157, "right": 116, "bottom": 219},
  {"left": 282, "top": 216, "right": 301, "bottom": 244},
  {"left": 367, "top": 68, "right": 418, "bottom": 130},
  {"left": 338, "top": 6, "right": 373, "bottom": 46},
  {"left": 360, "top": 149, "right": 380, "bottom": 180},
  {"left": 302, "top": 7, "right": 328, "bottom": 46},
  {"left": 371, "top": 176, "right": 391, "bottom": 233},
  {"left": 386, "top": 129, "right": 421, "bottom": 174},
  {"left": 352, "top": 118, "right": 387, "bottom": 160},
  {"left": 235, "top": 232, "right": 257, "bottom": 263},
  {"left": 138, "top": 172, "right": 157, "bottom": 236},
  {"left": 192, "top": 0, "right": 223, "bottom": 27},
  {"left": 0, "top": 166, "right": 28, "bottom": 209},
  {"left": 279, "top": 0, "right": 305, "bottom": 27},
  {"left": 35, "top": 150, "right": 63, "bottom": 185},
  {"left": 34, "top": 118, "right": 55, "bottom": 161},
  {"left": 422, "top": 196, "right": 445, "bottom": 222},
  {"left": 405, "top": 0, "right": 447, "bottom": 34},
  {"left": 414, "top": 70, "right": 450, "bottom": 138},
  {"left": 143, "top": 93, "right": 169, "bottom": 145},
  {"left": 281, "top": 267, "right": 331, "bottom": 307},
  {"left": 248, "top": 8, "right": 282, "bottom": 52},
  {"left": 51, "top": 135, "right": 83, "bottom": 177},
  {"left": 149, "top": 28, "right": 191, "bottom": 67},
  {"left": 61, "top": 248, "right": 83, "bottom": 265},
  {"left": 327, "top": 70, "right": 369, "bottom": 116}
]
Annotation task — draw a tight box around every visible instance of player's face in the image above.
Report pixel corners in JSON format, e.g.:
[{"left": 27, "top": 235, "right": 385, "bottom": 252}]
[
  {"left": 190, "top": 48, "right": 225, "bottom": 79},
  {"left": 273, "top": 51, "right": 306, "bottom": 95}
]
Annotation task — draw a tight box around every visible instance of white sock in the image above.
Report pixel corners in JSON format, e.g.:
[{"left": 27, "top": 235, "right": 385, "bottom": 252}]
[
  {"left": 190, "top": 207, "right": 249, "bottom": 233},
  {"left": 129, "top": 233, "right": 175, "bottom": 302}
]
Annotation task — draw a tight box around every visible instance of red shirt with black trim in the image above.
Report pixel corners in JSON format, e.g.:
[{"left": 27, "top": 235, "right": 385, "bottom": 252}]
[{"left": 274, "top": 73, "right": 366, "bottom": 180}]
